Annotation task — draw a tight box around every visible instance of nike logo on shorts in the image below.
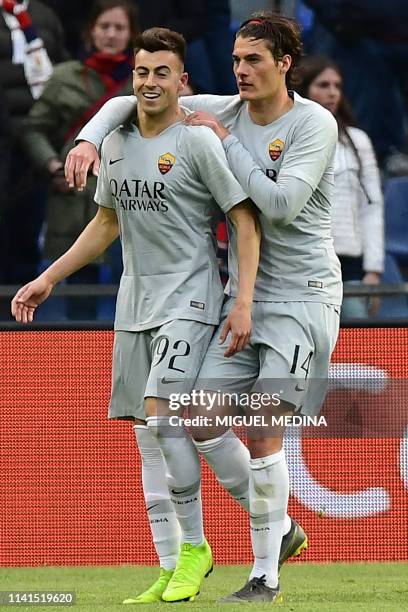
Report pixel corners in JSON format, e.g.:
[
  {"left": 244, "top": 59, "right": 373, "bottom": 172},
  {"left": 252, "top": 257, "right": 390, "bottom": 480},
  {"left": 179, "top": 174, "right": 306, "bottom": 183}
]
[
  {"left": 295, "top": 384, "right": 306, "bottom": 392},
  {"left": 147, "top": 503, "right": 159, "bottom": 511},
  {"left": 109, "top": 157, "right": 124, "bottom": 165},
  {"left": 161, "top": 377, "right": 181, "bottom": 385},
  {"left": 171, "top": 488, "right": 191, "bottom": 495}
]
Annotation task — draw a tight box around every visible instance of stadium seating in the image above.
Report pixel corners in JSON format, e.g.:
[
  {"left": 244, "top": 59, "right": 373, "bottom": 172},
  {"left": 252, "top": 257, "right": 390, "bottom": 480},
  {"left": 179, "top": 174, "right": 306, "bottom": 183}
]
[
  {"left": 375, "top": 253, "right": 408, "bottom": 319},
  {"left": 377, "top": 177, "right": 408, "bottom": 318},
  {"left": 384, "top": 177, "right": 408, "bottom": 264}
]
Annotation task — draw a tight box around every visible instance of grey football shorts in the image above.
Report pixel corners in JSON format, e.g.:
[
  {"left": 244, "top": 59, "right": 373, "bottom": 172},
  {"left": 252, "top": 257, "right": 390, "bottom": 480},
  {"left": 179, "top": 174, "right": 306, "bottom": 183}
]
[
  {"left": 195, "top": 297, "right": 340, "bottom": 416},
  {"left": 109, "top": 319, "right": 215, "bottom": 420}
]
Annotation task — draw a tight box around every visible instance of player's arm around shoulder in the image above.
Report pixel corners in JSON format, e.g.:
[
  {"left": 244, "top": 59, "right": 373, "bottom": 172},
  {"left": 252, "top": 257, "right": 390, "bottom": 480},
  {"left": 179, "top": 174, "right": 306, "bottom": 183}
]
[
  {"left": 181, "top": 93, "right": 240, "bottom": 118},
  {"left": 65, "top": 95, "right": 137, "bottom": 191}
]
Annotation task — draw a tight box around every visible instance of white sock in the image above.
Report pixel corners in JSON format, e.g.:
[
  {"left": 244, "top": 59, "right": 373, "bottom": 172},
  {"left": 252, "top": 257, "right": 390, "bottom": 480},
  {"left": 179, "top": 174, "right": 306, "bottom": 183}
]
[
  {"left": 134, "top": 425, "right": 181, "bottom": 570},
  {"left": 194, "top": 432, "right": 294, "bottom": 534},
  {"left": 194, "top": 430, "right": 250, "bottom": 511},
  {"left": 147, "top": 417, "right": 204, "bottom": 546},
  {"left": 248, "top": 449, "right": 289, "bottom": 589},
  {"left": 283, "top": 513, "right": 292, "bottom": 536}
]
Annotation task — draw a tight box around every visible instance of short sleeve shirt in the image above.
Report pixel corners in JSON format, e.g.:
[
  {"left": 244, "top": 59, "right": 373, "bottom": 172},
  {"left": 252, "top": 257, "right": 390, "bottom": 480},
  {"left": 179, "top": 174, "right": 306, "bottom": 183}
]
[{"left": 95, "top": 116, "right": 247, "bottom": 331}]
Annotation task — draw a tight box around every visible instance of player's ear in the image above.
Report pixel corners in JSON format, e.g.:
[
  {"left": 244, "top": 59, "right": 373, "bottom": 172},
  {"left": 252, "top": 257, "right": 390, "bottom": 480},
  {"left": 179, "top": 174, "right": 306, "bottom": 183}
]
[
  {"left": 279, "top": 54, "right": 292, "bottom": 75},
  {"left": 178, "top": 72, "right": 189, "bottom": 94}
]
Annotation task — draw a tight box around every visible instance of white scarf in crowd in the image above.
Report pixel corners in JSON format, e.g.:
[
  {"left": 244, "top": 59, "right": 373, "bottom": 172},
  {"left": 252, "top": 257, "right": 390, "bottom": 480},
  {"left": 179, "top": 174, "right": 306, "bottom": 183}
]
[{"left": 2, "top": 0, "right": 53, "bottom": 98}]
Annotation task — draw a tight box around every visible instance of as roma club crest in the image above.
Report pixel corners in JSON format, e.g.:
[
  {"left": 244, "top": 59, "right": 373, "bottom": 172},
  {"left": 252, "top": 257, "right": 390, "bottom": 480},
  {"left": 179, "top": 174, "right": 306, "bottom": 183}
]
[
  {"left": 269, "top": 139, "right": 284, "bottom": 162},
  {"left": 158, "top": 152, "right": 176, "bottom": 175}
]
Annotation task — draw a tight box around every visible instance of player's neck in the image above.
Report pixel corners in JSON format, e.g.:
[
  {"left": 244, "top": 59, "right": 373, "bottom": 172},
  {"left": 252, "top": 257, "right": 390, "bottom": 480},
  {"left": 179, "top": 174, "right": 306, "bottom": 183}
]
[
  {"left": 137, "top": 105, "right": 185, "bottom": 138},
  {"left": 247, "top": 89, "right": 293, "bottom": 126}
]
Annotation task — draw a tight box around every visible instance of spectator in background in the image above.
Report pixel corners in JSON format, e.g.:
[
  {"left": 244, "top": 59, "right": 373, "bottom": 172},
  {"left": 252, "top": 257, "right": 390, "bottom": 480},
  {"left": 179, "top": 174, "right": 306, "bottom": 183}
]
[
  {"left": 0, "top": 0, "right": 68, "bottom": 286},
  {"left": 43, "top": 0, "right": 237, "bottom": 95},
  {"left": 297, "top": 56, "right": 384, "bottom": 318},
  {"left": 0, "top": 88, "right": 10, "bottom": 200},
  {"left": 302, "top": 0, "right": 408, "bottom": 173},
  {"left": 42, "top": 0, "right": 205, "bottom": 57},
  {"left": 21, "top": 0, "right": 138, "bottom": 318}
]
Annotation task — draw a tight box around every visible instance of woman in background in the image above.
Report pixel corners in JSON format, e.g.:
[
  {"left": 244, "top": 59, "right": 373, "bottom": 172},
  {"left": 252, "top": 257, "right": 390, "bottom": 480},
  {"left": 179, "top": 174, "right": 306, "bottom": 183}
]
[
  {"left": 296, "top": 56, "right": 384, "bottom": 319},
  {"left": 22, "top": 0, "right": 138, "bottom": 318}
]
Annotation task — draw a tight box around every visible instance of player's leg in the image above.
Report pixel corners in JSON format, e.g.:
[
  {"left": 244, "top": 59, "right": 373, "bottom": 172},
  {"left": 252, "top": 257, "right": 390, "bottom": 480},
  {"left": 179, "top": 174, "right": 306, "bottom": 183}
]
[
  {"left": 144, "top": 319, "right": 215, "bottom": 602},
  {"left": 194, "top": 429, "right": 250, "bottom": 510},
  {"left": 195, "top": 425, "right": 299, "bottom": 562},
  {"left": 123, "top": 422, "right": 181, "bottom": 604},
  {"left": 108, "top": 331, "right": 180, "bottom": 605},
  {"left": 146, "top": 401, "right": 204, "bottom": 547},
  {"left": 190, "top": 298, "right": 259, "bottom": 512},
  {"left": 134, "top": 422, "right": 181, "bottom": 568},
  {"left": 221, "top": 302, "right": 336, "bottom": 603},
  {"left": 190, "top": 300, "right": 300, "bottom": 568},
  {"left": 278, "top": 303, "right": 339, "bottom": 571},
  {"left": 220, "top": 427, "right": 287, "bottom": 604}
]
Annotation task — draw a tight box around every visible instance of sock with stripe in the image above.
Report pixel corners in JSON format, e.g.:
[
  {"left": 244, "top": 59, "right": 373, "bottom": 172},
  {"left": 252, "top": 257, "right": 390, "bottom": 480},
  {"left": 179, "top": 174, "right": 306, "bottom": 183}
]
[
  {"left": 147, "top": 416, "right": 204, "bottom": 546},
  {"left": 248, "top": 449, "right": 289, "bottom": 588},
  {"left": 134, "top": 425, "right": 181, "bottom": 569},
  {"left": 194, "top": 429, "right": 250, "bottom": 511}
]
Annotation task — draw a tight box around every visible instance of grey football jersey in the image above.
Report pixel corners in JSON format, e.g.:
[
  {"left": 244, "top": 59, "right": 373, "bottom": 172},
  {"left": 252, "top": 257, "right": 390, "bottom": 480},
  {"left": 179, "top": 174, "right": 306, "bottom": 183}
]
[
  {"left": 183, "top": 93, "right": 342, "bottom": 306},
  {"left": 78, "top": 92, "right": 342, "bottom": 305},
  {"left": 94, "top": 116, "right": 247, "bottom": 331}
]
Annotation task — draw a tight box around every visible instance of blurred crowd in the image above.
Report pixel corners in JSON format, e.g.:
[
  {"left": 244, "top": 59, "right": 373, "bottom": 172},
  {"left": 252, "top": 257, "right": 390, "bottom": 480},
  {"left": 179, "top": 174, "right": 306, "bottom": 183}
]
[{"left": 1, "top": 0, "right": 408, "bottom": 320}]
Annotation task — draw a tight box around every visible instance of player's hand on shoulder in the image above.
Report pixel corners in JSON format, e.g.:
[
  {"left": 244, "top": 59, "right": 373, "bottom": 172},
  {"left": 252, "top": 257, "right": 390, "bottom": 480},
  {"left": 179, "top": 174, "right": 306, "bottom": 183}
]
[
  {"left": 11, "top": 276, "right": 54, "bottom": 323},
  {"left": 219, "top": 302, "right": 252, "bottom": 357},
  {"left": 64, "top": 142, "right": 100, "bottom": 192},
  {"left": 184, "top": 111, "right": 230, "bottom": 141}
]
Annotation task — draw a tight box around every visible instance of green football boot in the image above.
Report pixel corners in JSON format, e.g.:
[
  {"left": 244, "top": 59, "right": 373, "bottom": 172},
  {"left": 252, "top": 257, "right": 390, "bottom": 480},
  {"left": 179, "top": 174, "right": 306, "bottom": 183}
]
[
  {"left": 162, "top": 540, "right": 213, "bottom": 602},
  {"left": 279, "top": 518, "right": 308, "bottom": 571},
  {"left": 122, "top": 567, "right": 174, "bottom": 604}
]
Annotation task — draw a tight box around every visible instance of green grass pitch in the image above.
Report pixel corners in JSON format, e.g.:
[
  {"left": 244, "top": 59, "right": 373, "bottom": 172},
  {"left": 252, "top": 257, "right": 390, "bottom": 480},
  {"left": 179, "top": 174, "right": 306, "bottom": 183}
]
[{"left": 1, "top": 563, "right": 407, "bottom": 611}]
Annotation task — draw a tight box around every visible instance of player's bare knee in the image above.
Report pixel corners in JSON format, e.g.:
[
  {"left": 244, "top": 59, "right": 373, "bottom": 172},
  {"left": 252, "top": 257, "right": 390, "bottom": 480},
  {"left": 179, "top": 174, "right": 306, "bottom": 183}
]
[
  {"left": 247, "top": 436, "right": 284, "bottom": 459},
  {"left": 144, "top": 397, "right": 158, "bottom": 418},
  {"left": 145, "top": 396, "right": 184, "bottom": 418},
  {"left": 134, "top": 418, "right": 146, "bottom": 427},
  {"left": 191, "top": 424, "right": 230, "bottom": 442},
  {"left": 188, "top": 393, "right": 232, "bottom": 441}
]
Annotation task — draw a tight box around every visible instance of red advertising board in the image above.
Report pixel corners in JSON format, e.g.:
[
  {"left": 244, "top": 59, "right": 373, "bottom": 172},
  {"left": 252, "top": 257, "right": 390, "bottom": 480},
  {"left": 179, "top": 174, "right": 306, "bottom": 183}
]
[{"left": 1, "top": 328, "right": 407, "bottom": 566}]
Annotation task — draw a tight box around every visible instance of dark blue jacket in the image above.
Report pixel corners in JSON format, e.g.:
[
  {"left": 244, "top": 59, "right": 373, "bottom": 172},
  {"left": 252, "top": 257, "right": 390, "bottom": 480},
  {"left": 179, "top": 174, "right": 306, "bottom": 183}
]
[{"left": 304, "top": 0, "right": 408, "bottom": 42}]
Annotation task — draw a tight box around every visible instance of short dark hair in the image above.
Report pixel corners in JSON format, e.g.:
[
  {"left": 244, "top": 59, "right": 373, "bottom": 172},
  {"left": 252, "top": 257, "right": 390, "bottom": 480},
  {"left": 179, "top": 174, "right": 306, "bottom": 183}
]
[
  {"left": 134, "top": 27, "right": 186, "bottom": 64},
  {"left": 83, "top": 0, "right": 139, "bottom": 50},
  {"left": 237, "top": 12, "right": 303, "bottom": 88}
]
